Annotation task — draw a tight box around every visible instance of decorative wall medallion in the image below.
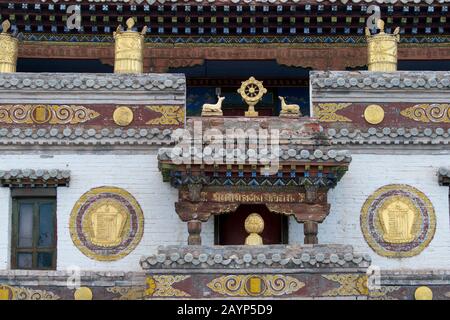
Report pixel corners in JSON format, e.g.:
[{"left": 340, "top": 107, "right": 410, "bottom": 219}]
[
  {"left": 360, "top": 184, "right": 436, "bottom": 258},
  {"left": 146, "top": 105, "right": 185, "bottom": 125},
  {"left": 113, "top": 106, "right": 134, "bottom": 126},
  {"left": 0, "top": 104, "right": 99, "bottom": 124},
  {"left": 364, "top": 104, "right": 385, "bottom": 125},
  {"left": 70, "top": 186, "right": 144, "bottom": 261},
  {"left": 145, "top": 276, "right": 190, "bottom": 297},
  {"left": 207, "top": 275, "right": 304, "bottom": 297},
  {"left": 0, "top": 284, "right": 60, "bottom": 300},
  {"left": 322, "top": 274, "right": 368, "bottom": 296},
  {"left": 313, "top": 103, "right": 352, "bottom": 122},
  {"left": 400, "top": 104, "right": 450, "bottom": 123}
]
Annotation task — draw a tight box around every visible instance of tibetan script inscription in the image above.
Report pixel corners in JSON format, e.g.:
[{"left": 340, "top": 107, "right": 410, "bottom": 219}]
[
  {"left": 211, "top": 192, "right": 305, "bottom": 203},
  {"left": 178, "top": 190, "right": 326, "bottom": 204}
]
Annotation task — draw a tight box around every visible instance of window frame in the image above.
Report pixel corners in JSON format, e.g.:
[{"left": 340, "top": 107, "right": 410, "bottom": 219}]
[{"left": 11, "top": 196, "right": 57, "bottom": 270}]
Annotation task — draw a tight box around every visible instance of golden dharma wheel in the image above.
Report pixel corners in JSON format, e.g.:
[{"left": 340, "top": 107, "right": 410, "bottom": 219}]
[
  {"left": 238, "top": 77, "right": 267, "bottom": 105},
  {"left": 238, "top": 77, "right": 267, "bottom": 117}
]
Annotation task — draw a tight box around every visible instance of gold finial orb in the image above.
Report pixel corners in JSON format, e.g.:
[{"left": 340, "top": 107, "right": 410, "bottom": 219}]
[
  {"left": 113, "top": 106, "right": 134, "bottom": 126},
  {"left": 126, "top": 18, "right": 135, "bottom": 31},
  {"left": 1, "top": 20, "right": 11, "bottom": 34},
  {"left": 414, "top": 286, "right": 433, "bottom": 300},
  {"left": 364, "top": 104, "right": 385, "bottom": 125},
  {"left": 74, "top": 287, "right": 93, "bottom": 300},
  {"left": 244, "top": 213, "right": 264, "bottom": 246},
  {"left": 376, "top": 19, "right": 385, "bottom": 33}
]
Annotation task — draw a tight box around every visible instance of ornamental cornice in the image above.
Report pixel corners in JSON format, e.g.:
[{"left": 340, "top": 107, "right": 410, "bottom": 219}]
[
  {"left": 0, "top": 126, "right": 175, "bottom": 146},
  {"left": 311, "top": 71, "right": 450, "bottom": 91},
  {"left": 0, "top": 169, "right": 70, "bottom": 187},
  {"left": 1, "top": 126, "right": 450, "bottom": 147},
  {"left": 327, "top": 127, "right": 450, "bottom": 145},
  {"left": 0, "top": 73, "right": 186, "bottom": 93},
  {"left": 158, "top": 146, "right": 352, "bottom": 163},
  {"left": 140, "top": 244, "right": 371, "bottom": 270}
]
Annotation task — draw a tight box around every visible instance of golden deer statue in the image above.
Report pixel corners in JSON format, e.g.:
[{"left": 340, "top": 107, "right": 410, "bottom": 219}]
[
  {"left": 279, "top": 96, "right": 301, "bottom": 117},
  {"left": 201, "top": 96, "right": 225, "bottom": 116}
]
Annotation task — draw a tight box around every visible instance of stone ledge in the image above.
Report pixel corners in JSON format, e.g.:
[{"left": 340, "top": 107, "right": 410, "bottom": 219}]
[
  {"left": 328, "top": 127, "right": 450, "bottom": 145},
  {"left": 380, "top": 270, "right": 450, "bottom": 286},
  {"left": 0, "top": 169, "right": 70, "bottom": 187},
  {"left": 0, "top": 73, "right": 186, "bottom": 93},
  {"left": 140, "top": 244, "right": 372, "bottom": 270},
  {"left": 0, "top": 127, "right": 175, "bottom": 146},
  {"left": 0, "top": 270, "right": 146, "bottom": 287},
  {"left": 311, "top": 71, "right": 450, "bottom": 90}
]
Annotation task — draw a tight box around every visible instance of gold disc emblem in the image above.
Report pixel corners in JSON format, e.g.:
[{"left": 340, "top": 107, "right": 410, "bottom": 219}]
[
  {"left": 74, "top": 287, "right": 93, "bottom": 300},
  {"left": 113, "top": 106, "right": 134, "bottom": 126},
  {"left": 364, "top": 104, "right": 385, "bottom": 125},
  {"left": 31, "top": 105, "right": 52, "bottom": 124},
  {"left": 414, "top": 286, "right": 433, "bottom": 300}
]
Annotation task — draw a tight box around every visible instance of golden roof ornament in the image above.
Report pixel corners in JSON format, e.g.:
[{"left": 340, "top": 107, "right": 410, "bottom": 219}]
[
  {"left": 0, "top": 20, "right": 19, "bottom": 73},
  {"left": 238, "top": 77, "right": 267, "bottom": 117},
  {"left": 365, "top": 19, "right": 400, "bottom": 72},
  {"left": 113, "top": 18, "right": 147, "bottom": 74}
]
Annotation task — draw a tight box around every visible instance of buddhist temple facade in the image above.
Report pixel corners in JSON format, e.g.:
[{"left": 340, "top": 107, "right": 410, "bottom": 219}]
[{"left": 0, "top": 0, "right": 449, "bottom": 300}]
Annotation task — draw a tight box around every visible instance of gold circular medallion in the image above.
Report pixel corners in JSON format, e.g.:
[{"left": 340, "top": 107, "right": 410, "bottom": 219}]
[
  {"left": 360, "top": 184, "right": 436, "bottom": 258},
  {"left": 414, "top": 286, "right": 433, "bottom": 300},
  {"left": 113, "top": 106, "right": 134, "bottom": 126},
  {"left": 364, "top": 104, "right": 385, "bottom": 125},
  {"left": 74, "top": 287, "right": 93, "bottom": 300},
  {"left": 70, "top": 186, "right": 144, "bottom": 261}
]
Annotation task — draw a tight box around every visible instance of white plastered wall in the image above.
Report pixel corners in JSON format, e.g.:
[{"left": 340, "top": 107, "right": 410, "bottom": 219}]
[
  {"left": 290, "top": 153, "right": 450, "bottom": 270},
  {"left": 0, "top": 152, "right": 214, "bottom": 271}
]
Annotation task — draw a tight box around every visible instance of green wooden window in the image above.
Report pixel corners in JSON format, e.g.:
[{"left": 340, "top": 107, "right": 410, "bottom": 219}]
[{"left": 11, "top": 198, "right": 57, "bottom": 270}]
